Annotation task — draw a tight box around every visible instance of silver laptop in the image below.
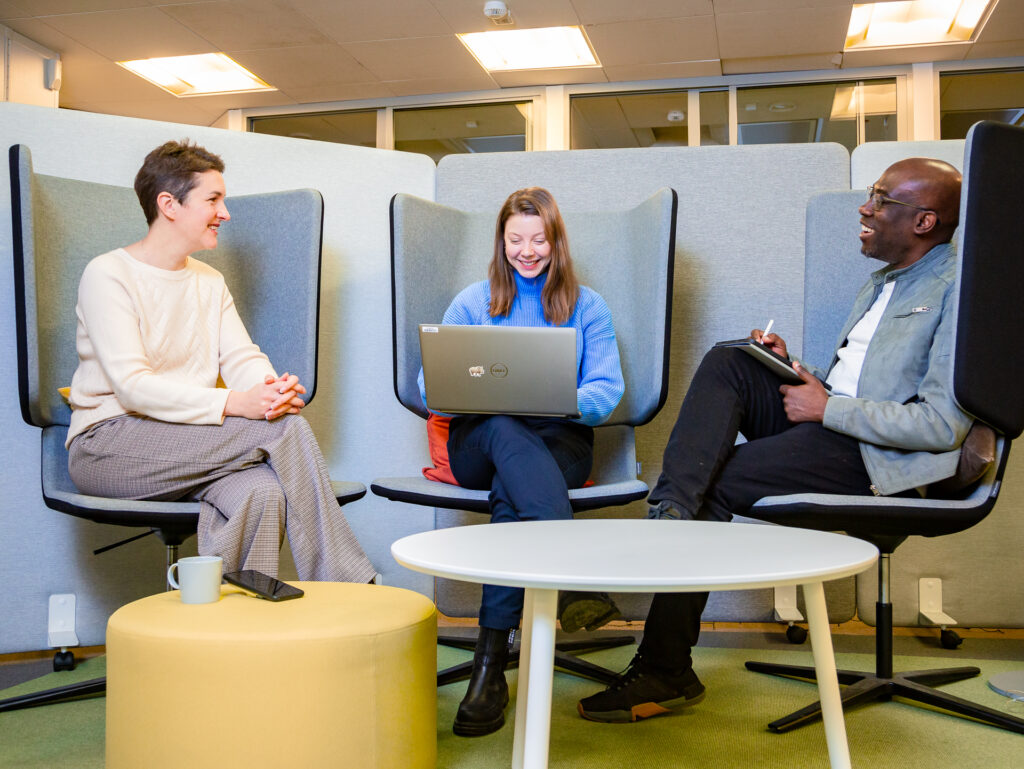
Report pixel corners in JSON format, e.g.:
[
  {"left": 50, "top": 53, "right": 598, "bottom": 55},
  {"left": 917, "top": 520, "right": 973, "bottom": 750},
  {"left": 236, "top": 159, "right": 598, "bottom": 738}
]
[{"left": 419, "top": 324, "right": 580, "bottom": 418}]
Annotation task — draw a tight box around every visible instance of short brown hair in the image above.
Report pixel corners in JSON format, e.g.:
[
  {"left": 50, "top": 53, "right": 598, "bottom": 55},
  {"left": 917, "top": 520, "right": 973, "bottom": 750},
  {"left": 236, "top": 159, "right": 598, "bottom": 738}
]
[
  {"left": 134, "top": 140, "right": 225, "bottom": 225},
  {"left": 488, "top": 187, "right": 579, "bottom": 326}
]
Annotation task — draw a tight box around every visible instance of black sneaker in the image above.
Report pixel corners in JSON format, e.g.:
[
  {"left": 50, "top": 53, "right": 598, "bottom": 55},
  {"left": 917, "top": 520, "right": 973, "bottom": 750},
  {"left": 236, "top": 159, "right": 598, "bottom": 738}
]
[
  {"left": 558, "top": 591, "right": 623, "bottom": 633},
  {"left": 646, "top": 501, "right": 691, "bottom": 520},
  {"left": 577, "top": 655, "right": 705, "bottom": 723}
]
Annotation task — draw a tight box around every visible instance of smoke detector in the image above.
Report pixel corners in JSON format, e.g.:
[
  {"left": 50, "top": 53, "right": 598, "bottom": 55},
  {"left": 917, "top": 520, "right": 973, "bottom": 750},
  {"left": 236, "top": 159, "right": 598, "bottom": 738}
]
[
  {"left": 484, "top": 1, "right": 513, "bottom": 25},
  {"left": 666, "top": 110, "right": 685, "bottom": 123}
]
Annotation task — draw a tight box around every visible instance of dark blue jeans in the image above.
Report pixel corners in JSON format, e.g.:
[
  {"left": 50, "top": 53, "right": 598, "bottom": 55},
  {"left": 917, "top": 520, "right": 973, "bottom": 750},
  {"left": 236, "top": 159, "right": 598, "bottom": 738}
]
[{"left": 448, "top": 415, "right": 594, "bottom": 630}]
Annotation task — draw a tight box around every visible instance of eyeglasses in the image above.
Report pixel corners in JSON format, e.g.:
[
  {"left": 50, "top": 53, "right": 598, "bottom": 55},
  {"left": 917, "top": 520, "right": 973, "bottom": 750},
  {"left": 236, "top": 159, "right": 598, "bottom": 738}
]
[{"left": 865, "top": 186, "right": 932, "bottom": 214}]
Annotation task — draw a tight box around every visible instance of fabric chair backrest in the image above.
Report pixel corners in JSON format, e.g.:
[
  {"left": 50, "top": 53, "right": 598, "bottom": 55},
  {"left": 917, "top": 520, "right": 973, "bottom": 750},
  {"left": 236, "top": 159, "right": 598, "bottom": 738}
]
[
  {"left": 952, "top": 120, "right": 1024, "bottom": 438},
  {"left": 10, "top": 144, "right": 324, "bottom": 428},
  {"left": 389, "top": 187, "right": 677, "bottom": 426}
]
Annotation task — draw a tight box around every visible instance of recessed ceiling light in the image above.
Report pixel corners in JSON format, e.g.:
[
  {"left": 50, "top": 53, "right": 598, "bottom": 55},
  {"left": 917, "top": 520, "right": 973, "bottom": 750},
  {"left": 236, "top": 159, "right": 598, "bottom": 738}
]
[
  {"left": 845, "top": 0, "right": 996, "bottom": 50},
  {"left": 117, "top": 53, "right": 276, "bottom": 97},
  {"left": 458, "top": 26, "right": 599, "bottom": 71}
]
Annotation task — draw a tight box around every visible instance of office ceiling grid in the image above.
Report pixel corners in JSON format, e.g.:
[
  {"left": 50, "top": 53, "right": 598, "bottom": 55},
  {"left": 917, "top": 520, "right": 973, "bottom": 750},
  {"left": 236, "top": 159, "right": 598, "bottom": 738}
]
[{"left": 0, "top": 1, "right": 1022, "bottom": 125}]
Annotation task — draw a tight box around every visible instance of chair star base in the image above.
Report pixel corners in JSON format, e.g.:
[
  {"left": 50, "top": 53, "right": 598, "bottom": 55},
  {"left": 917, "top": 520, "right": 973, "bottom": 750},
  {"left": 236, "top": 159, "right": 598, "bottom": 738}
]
[
  {"left": 745, "top": 659, "right": 1024, "bottom": 735},
  {"left": 0, "top": 676, "right": 106, "bottom": 713}
]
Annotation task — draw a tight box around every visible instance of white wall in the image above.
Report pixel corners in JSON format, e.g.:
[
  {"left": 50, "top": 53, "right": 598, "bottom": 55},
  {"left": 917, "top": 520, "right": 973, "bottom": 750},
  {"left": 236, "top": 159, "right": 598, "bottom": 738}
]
[{"left": 2, "top": 27, "right": 59, "bottom": 109}]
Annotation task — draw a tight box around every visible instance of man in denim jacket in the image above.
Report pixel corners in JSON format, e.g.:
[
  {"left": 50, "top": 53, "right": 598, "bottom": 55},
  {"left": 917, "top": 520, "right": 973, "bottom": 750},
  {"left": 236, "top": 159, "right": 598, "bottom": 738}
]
[{"left": 578, "top": 157, "right": 969, "bottom": 724}]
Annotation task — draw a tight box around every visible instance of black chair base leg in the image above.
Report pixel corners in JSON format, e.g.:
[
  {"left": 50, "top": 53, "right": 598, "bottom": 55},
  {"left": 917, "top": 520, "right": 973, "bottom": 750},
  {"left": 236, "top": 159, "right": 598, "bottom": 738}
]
[
  {"left": 0, "top": 677, "right": 106, "bottom": 714},
  {"left": 437, "top": 633, "right": 634, "bottom": 687},
  {"left": 745, "top": 660, "right": 1024, "bottom": 735}
]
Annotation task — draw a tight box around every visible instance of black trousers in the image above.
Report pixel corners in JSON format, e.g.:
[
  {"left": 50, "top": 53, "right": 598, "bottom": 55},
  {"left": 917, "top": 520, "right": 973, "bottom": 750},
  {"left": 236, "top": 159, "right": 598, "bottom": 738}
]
[{"left": 641, "top": 346, "right": 875, "bottom": 671}]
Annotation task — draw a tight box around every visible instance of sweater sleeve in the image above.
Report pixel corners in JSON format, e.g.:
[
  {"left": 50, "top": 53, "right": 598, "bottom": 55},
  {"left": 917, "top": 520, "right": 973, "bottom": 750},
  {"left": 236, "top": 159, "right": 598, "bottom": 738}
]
[
  {"left": 576, "top": 289, "right": 625, "bottom": 426},
  {"left": 217, "top": 285, "right": 277, "bottom": 391},
  {"left": 75, "top": 258, "right": 229, "bottom": 424}
]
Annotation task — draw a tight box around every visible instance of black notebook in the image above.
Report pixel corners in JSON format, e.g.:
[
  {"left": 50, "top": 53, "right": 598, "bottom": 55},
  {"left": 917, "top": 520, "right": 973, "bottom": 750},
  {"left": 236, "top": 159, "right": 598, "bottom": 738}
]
[{"left": 713, "top": 337, "right": 804, "bottom": 384}]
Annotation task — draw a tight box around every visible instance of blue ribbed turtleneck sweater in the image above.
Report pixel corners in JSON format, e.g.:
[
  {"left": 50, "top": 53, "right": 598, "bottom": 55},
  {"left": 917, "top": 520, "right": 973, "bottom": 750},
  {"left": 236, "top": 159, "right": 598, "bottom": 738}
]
[{"left": 418, "top": 271, "right": 624, "bottom": 426}]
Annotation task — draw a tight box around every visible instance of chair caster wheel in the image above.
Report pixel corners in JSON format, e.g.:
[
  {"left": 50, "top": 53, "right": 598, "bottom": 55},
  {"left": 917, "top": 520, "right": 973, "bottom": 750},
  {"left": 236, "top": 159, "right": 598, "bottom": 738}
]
[
  {"left": 786, "top": 624, "right": 808, "bottom": 644},
  {"left": 940, "top": 628, "right": 963, "bottom": 649},
  {"left": 53, "top": 650, "right": 76, "bottom": 671}
]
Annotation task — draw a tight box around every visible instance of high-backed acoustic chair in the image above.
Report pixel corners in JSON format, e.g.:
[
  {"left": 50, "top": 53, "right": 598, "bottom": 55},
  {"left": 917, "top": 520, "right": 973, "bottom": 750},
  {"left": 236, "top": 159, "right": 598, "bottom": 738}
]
[
  {"left": 372, "top": 188, "right": 677, "bottom": 685},
  {"left": 0, "top": 144, "right": 363, "bottom": 713},
  {"left": 744, "top": 121, "right": 1024, "bottom": 735}
]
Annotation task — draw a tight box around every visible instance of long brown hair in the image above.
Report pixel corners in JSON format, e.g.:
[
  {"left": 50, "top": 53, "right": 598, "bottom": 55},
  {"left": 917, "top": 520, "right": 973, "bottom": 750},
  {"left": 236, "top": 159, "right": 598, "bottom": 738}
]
[{"left": 488, "top": 187, "right": 579, "bottom": 325}]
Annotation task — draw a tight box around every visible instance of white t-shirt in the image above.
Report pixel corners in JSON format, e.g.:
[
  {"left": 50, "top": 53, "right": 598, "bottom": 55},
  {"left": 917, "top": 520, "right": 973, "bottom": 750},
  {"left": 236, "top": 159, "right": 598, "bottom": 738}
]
[
  {"left": 67, "top": 248, "right": 275, "bottom": 445},
  {"left": 825, "top": 280, "right": 895, "bottom": 399}
]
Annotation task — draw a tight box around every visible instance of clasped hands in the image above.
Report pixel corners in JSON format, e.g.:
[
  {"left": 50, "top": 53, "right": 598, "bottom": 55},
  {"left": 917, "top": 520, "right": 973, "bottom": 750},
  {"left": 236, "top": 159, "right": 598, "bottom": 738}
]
[
  {"left": 751, "top": 327, "right": 828, "bottom": 424},
  {"left": 225, "top": 372, "right": 307, "bottom": 421}
]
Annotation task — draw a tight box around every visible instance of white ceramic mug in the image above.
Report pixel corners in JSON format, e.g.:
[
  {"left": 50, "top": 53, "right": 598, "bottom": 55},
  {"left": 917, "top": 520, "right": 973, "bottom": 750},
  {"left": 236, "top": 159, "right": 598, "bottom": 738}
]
[{"left": 167, "top": 556, "right": 223, "bottom": 604}]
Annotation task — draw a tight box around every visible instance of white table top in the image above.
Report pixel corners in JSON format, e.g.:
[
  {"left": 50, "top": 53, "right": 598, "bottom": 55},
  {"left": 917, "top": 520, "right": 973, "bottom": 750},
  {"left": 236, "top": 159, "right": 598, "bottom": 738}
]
[{"left": 391, "top": 519, "right": 878, "bottom": 592}]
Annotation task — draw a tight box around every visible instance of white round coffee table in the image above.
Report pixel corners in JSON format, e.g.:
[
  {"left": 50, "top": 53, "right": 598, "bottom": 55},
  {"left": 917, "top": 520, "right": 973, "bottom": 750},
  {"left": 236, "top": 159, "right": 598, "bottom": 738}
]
[{"left": 392, "top": 518, "right": 878, "bottom": 769}]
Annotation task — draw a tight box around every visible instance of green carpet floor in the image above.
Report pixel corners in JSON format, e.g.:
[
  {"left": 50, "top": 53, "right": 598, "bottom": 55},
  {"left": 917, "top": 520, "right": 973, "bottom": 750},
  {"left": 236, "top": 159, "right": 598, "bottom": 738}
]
[{"left": 2, "top": 645, "right": 1022, "bottom": 768}]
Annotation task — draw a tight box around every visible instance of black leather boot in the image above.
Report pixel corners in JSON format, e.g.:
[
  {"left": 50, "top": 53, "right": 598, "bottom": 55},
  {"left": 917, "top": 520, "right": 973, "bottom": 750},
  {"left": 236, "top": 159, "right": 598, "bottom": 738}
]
[{"left": 453, "top": 627, "right": 514, "bottom": 736}]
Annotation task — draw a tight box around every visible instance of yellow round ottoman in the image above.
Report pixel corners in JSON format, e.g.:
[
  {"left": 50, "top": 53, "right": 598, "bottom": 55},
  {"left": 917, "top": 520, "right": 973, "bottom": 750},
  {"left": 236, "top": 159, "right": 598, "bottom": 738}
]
[{"left": 106, "top": 582, "right": 436, "bottom": 769}]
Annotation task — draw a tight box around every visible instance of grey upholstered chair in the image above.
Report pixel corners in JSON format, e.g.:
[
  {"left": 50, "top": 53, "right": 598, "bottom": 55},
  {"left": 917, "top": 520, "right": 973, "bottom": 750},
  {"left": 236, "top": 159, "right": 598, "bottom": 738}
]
[
  {"left": 744, "top": 121, "right": 1024, "bottom": 735},
  {"left": 372, "top": 187, "right": 678, "bottom": 685},
  {"left": 0, "top": 144, "right": 362, "bottom": 713}
]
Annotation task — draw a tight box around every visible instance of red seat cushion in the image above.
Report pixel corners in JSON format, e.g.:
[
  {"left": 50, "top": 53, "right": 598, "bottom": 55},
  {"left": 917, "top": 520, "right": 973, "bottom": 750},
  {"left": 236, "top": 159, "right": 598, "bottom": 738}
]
[{"left": 422, "top": 414, "right": 459, "bottom": 485}]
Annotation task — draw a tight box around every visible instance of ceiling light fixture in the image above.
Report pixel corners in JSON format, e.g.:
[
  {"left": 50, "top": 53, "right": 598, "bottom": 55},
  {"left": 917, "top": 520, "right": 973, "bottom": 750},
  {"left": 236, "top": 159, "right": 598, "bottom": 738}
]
[
  {"left": 845, "top": 0, "right": 997, "bottom": 50},
  {"left": 117, "top": 53, "right": 276, "bottom": 97},
  {"left": 458, "top": 26, "right": 599, "bottom": 71}
]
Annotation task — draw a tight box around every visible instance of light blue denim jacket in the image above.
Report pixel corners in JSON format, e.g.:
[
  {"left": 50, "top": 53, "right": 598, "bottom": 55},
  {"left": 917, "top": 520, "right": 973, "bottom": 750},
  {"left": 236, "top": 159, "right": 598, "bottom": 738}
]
[{"left": 803, "top": 242, "right": 972, "bottom": 496}]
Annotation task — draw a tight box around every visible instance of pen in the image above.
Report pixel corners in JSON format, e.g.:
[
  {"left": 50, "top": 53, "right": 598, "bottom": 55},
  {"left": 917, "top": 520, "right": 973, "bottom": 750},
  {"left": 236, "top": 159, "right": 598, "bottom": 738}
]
[{"left": 761, "top": 319, "right": 774, "bottom": 341}]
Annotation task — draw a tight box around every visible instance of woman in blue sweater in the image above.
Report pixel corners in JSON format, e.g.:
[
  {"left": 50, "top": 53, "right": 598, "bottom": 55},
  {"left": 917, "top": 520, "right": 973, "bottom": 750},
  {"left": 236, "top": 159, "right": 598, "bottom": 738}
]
[{"left": 425, "top": 187, "right": 625, "bottom": 736}]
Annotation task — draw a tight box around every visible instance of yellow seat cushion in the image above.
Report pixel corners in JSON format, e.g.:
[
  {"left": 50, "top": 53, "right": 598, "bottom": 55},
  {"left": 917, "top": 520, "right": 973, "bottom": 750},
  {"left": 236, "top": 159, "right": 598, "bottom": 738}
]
[{"left": 106, "top": 582, "right": 436, "bottom": 769}]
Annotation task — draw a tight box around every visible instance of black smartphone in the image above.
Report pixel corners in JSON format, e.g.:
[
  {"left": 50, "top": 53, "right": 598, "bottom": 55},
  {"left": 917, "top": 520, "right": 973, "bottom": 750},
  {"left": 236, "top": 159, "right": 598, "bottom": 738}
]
[{"left": 223, "top": 570, "right": 304, "bottom": 601}]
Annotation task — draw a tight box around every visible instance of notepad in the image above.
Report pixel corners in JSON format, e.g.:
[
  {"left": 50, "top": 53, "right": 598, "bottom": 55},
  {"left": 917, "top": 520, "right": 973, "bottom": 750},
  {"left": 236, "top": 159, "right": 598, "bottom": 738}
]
[
  {"left": 713, "top": 337, "right": 804, "bottom": 384},
  {"left": 419, "top": 324, "right": 580, "bottom": 418}
]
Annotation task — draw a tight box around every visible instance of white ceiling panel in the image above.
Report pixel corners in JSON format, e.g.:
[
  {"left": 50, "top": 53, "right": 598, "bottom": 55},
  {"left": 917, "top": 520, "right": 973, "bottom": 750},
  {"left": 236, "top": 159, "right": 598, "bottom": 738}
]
[
  {"left": 714, "top": 0, "right": 854, "bottom": 11},
  {"left": 161, "top": 1, "right": 331, "bottom": 50},
  {"left": 341, "top": 34, "right": 485, "bottom": 81},
  {"left": 585, "top": 16, "right": 719, "bottom": 67},
  {"left": 603, "top": 59, "right": 722, "bottom": 81},
  {"left": 13, "top": 1, "right": 166, "bottom": 14},
  {"left": 0, "top": 1, "right": 34, "bottom": 19},
  {"left": 716, "top": 7, "right": 851, "bottom": 59},
  {"left": 291, "top": 0, "right": 451, "bottom": 43},
  {"left": 572, "top": 0, "right": 711, "bottom": 25},
  {"left": 490, "top": 66, "right": 608, "bottom": 88},
  {"left": 276, "top": 81, "right": 395, "bottom": 103},
  {"left": 383, "top": 74, "right": 501, "bottom": 97},
  {"left": 974, "top": 0, "right": 1024, "bottom": 44},
  {"left": 42, "top": 7, "right": 216, "bottom": 60},
  {"left": 228, "top": 44, "right": 377, "bottom": 90}
]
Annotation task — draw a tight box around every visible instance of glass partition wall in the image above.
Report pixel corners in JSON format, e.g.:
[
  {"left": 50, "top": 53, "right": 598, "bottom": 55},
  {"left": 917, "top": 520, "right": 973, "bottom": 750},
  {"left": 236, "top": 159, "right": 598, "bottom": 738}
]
[
  {"left": 939, "top": 69, "right": 1024, "bottom": 139},
  {"left": 244, "top": 63, "right": 1024, "bottom": 153}
]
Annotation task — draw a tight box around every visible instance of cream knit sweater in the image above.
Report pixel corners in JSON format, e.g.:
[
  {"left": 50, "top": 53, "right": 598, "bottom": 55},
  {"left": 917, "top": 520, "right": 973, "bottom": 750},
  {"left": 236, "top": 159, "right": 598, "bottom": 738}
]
[{"left": 67, "top": 248, "right": 275, "bottom": 446}]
